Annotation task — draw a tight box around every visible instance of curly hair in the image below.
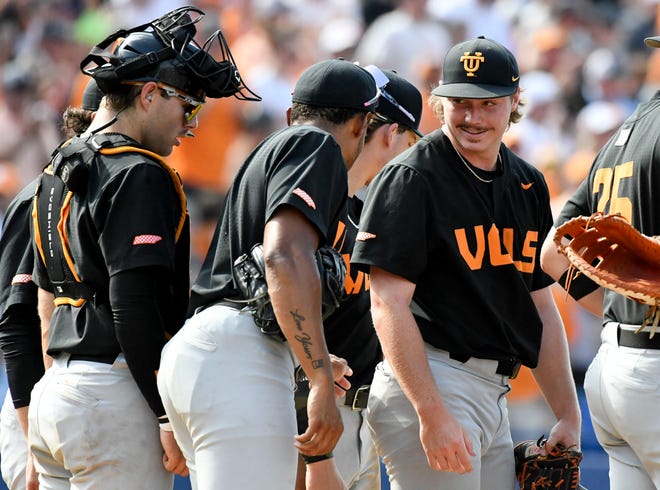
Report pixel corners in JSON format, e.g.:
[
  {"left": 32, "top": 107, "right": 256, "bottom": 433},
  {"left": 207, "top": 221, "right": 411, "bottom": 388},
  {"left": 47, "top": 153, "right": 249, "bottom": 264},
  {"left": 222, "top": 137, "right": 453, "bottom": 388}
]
[
  {"left": 290, "top": 103, "right": 369, "bottom": 126},
  {"left": 61, "top": 106, "right": 95, "bottom": 138}
]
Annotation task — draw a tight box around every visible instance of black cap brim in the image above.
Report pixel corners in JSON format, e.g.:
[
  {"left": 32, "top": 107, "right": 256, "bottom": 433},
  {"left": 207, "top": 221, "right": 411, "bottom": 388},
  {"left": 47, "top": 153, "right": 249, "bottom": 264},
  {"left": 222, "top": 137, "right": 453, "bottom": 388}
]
[
  {"left": 645, "top": 36, "right": 660, "bottom": 48},
  {"left": 431, "top": 83, "right": 518, "bottom": 99},
  {"left": 410, "top": 127, "right": 424, "bottom": 138}
]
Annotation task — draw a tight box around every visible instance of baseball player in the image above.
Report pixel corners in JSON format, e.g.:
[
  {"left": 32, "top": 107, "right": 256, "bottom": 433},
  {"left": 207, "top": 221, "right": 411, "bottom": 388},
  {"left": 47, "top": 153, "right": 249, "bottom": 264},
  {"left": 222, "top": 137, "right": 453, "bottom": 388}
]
[
  {"left": 296, "top": 65, "right": 424, "bottom": 490},
  {"left": 28, "top": 7, "right": 257, "bottom": 488},
  {"left": 156, "top": 58, "right": 379, "bottom": 490},
  {"left": 0, "top": 180, "right": 41, "bottom": 490},
  {"left": 540, "top": 35, "right": 660, "bottom": 490},
  {"left": 0, "top": 77, "right": 103, "bottom": 490},
  {"left": 351, "top": 36, "right": 582, "bottom": 490}
]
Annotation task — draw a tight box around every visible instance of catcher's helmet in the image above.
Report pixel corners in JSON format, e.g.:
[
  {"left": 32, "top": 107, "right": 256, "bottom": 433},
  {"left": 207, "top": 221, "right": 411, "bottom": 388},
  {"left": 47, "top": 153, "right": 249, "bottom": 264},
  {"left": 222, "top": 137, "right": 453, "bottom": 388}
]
[{"left": 80, "top": 6, "right": 260, "bottom": 101}]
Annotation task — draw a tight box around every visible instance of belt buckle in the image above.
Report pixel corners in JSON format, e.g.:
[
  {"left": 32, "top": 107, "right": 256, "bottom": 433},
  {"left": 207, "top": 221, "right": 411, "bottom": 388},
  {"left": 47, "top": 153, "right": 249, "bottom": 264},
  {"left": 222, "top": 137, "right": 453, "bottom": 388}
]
[{"left": 351, "top": 385, "right": 370, "bottom": 411}]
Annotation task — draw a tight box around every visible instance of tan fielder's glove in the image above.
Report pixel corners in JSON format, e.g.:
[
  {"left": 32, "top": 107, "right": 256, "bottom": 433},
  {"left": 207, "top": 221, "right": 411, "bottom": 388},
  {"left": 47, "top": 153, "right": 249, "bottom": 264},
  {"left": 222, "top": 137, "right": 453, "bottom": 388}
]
[
  {"left": 514, "top": 437, "right": 586, "bottom": 490},
  {"left": 554, "top": 212, "right": 660, "bottom": 333}
]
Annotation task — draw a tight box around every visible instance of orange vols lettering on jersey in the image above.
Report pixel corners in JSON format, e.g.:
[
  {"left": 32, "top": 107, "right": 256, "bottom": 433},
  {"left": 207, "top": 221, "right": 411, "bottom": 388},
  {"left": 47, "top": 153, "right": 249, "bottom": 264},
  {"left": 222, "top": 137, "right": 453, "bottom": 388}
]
[
  {"left": 332, "top": 220, "right": 370, "bottom": 295},
  {"left": 454, "top": 224, "right": 537, "bottom": 272},
  {"left": 344, "top": 259, "right": 370, "bottom": 295}
]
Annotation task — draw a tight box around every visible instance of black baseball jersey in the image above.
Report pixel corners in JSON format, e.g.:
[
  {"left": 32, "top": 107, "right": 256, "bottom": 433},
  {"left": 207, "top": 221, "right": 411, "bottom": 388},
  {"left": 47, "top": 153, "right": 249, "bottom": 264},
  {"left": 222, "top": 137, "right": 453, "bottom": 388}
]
[
  {"left": 33, "top": 133, "right": 190, "bottom": 357},
  {"left": 557, "top": 92, "right": 660, "bottom": 325},
  {"left": 323, "top": 195, "right": 381, "bottom": 388},
  {"left": 0, "top": 181, "right": 38, "bottom": 319},
  {"left": 190, "top": 125, "right": 348, "bottom": 313},
  {"left": 351, "top": 129, "right": 554, "bottom": 367},
  {"left": 0, "top": 180, "right": 43, "bottom": 408}
]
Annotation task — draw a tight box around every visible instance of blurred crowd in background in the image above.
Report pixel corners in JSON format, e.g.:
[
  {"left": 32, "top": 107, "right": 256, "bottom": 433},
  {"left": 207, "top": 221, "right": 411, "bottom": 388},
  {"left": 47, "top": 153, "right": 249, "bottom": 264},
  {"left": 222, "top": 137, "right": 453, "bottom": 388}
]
[{"left": 0, "top": 0, "right": 659, "bottom": 445}]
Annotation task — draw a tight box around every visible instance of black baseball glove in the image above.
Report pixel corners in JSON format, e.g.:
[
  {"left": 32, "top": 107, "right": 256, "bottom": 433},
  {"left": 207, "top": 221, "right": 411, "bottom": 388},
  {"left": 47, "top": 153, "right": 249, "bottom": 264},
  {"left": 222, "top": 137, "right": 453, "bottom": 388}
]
[
  {"left": 232, "top": 244, "right": 346, "bottom": 336},
  {"left": 315, "top": 243, "right": 347, "bottom": 319},
  {"left": 514, "top": 436, "right": 587, "bottom": 490}
]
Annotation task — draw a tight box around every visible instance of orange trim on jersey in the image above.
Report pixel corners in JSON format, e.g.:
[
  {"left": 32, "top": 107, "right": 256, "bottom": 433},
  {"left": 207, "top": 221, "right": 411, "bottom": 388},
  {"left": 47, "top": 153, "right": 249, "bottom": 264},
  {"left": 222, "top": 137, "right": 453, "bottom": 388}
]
[
  {"left": 54, "top": 297, "right": 86, "bottom": 307},
  {"left": 32, "top": 196, "right": 46, "bottom": 267},
  {"left": 33, "top": 165, "right": 53, "bottom": 268},
  {"left": 58, "top": 191, "right": 82, "bottom": 283},
  {"left": 99, "top": 147, "right": 187, "bottom": 242}
]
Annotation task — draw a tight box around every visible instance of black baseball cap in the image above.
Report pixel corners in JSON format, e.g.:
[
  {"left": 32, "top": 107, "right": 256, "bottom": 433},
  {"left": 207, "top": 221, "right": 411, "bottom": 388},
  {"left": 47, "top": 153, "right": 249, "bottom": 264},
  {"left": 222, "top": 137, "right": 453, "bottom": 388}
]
[
  {"left": 432, "top": 36, "right": 520, "bottom": 99},
  {"left": 645, "top": 36, "right": 660, "bottom": 48},
  {"left": 364, "top": 66, "right": 423, "bottom": 137},
  {"left": 292, "top": 59, "right": 379, "bottom": 112}
]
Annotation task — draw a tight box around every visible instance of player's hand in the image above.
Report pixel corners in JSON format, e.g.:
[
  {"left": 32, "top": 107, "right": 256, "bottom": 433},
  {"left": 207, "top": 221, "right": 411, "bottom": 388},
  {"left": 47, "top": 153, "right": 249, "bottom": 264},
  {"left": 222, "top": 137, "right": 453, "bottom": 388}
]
[
  {"left": 295, "top": 380, "right": 343, "bottom": 456},
  {"left": 160, "top": 429, "right": 189, "bottom": 477},
  {"left": 543, "top": 418, "right": 581, "bottom": 456},
  {"left": 26, "top": 446, "right": 39, "bottom": 490},
  {"left": 329, "top": 354, "right": 352, "bottom": 398},
  {"left": 418, "top": 405, "right": 475, "bottom": 474}
]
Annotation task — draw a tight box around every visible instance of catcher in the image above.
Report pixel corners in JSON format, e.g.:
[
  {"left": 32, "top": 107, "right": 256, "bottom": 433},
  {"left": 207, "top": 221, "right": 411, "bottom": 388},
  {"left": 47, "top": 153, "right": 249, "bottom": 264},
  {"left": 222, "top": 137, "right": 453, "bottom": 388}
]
[{"left": 540, "top": 35, "right": 660, "bottom": 490}]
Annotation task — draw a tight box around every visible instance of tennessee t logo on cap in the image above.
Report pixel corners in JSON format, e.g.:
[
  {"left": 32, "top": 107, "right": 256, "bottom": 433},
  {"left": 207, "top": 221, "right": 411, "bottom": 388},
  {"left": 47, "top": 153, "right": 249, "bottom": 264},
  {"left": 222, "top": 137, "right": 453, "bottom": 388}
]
[
  {"left": 460, "top": 51, "right": 484, "bottom": 78},
  {"left": 432, "top": 36, "right": 519, "bottom": 99}
]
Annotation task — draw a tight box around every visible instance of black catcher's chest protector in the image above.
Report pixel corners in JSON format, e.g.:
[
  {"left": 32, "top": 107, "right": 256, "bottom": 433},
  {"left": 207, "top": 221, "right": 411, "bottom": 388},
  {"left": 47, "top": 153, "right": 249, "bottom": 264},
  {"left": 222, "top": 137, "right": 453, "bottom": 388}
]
[
  {"left": 33, "top": 138, "right": 100, "bottom": 306},
  {"left": 33, "top": 135, "right": 188, "bottom": 308}
]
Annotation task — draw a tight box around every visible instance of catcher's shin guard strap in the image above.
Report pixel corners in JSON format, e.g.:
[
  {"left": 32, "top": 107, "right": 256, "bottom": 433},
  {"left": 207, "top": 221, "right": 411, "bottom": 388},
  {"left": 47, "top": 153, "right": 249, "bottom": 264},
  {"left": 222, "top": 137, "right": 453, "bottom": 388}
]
[{"left": 558, "top": 269, "right": 599, "bottom": 301}]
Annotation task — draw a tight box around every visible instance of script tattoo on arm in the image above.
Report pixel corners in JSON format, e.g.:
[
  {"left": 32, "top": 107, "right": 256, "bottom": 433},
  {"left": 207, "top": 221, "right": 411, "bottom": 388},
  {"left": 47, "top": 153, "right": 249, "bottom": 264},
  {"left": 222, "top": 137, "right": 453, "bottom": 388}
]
[{"left": 290, "top": 309, "right": 323, "bottom": 368}]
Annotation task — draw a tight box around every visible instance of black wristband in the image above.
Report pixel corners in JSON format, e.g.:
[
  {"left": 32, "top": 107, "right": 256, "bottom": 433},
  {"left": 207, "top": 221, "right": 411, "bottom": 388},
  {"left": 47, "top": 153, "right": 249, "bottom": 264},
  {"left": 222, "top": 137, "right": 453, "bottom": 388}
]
[
  {"left": 301, "top": 452, "right": 333, "bottom": 465},
  {"left": 558, "top": 269, "right": 599, "bottom": 301}
]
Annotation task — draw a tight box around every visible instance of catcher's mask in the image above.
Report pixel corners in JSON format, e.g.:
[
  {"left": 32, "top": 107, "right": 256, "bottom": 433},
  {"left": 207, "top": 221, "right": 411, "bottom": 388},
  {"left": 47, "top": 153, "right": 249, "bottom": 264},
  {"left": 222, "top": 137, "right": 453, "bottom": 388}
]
[{"left": 80, "top": 6, "right": 261, "bottom": 101}]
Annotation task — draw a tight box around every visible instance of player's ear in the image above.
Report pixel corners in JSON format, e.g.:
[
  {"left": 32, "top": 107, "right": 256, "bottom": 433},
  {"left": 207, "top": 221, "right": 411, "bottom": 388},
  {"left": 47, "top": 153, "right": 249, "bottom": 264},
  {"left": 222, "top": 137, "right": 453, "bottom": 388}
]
[
  {"left": 386, "top": 123, "right": 398, "bottom": 147},
  {"left": 139, "top": 82, "right": 158, "bottom": 109}
]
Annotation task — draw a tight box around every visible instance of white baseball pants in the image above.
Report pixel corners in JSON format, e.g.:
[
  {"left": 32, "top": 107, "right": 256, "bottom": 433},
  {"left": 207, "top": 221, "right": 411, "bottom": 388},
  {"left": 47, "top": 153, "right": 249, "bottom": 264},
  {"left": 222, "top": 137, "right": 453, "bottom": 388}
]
[
  {"left": 158, "top": 304, "right": 298, "bottom": 490},
  {"left": 366, "top": 345, "right": 515, "bottom": 490}
]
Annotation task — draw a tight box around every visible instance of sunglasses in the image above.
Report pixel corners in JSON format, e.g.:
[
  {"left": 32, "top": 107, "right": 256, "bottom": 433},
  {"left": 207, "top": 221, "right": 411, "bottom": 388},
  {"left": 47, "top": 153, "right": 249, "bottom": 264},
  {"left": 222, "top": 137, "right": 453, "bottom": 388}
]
[
  {"left": 363, "top": 65, "right": 416, "bottom": 124},
  {"left": 123, "top": 81, "right": 204, "bottom": 122},
  {"left": 157, "top": 83, "right": 204, "bottom": 122}
]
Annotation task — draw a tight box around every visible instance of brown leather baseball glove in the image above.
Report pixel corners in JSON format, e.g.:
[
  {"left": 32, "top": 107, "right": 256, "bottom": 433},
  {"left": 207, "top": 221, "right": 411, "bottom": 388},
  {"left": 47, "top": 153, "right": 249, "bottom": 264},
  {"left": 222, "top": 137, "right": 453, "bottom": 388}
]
[
  {"left": 514, "top": 437, "right": 586, "bottom": 490},
  {"left": 554, "top": 212, "right": 660, "bottom": 333}
]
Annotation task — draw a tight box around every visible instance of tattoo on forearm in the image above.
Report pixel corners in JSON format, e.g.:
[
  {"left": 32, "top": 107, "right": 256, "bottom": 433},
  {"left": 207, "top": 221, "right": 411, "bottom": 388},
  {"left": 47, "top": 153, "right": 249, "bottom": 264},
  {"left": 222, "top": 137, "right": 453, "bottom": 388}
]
[
  {"left": 290, "top": 309, "right": 318, "bottom": 363},
  {"left": 295, "top": 331, "right": 313, "bottom": 360},
  {"left": 291, "top": 310, "right": 305, "bottom": 330}
]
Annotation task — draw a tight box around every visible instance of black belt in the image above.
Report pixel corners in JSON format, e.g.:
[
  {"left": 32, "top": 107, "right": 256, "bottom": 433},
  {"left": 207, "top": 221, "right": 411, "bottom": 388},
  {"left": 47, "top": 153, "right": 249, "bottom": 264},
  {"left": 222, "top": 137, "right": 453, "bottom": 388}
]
[
  {"left": 449, "top": 352, "right": 521, "bottom": 379},
  {"left": 343, "top": 385, "right": 370, "bottom": 411},
  {"left": 617, "top": 327, "right": 660, "bottom": 349},
  {"left": 69, "top": 353, "right": 117, "bottom": 364}
]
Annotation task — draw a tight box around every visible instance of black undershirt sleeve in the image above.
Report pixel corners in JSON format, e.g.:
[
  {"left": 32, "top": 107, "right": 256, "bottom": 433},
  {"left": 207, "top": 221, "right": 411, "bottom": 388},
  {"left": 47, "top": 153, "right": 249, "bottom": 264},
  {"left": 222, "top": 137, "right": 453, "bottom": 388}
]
[
  {"left": 109, "top": 266, "right": 170, "bottom": 418},
  {"left": 0, "top": 304, "right": 44, "bottom": 408}
]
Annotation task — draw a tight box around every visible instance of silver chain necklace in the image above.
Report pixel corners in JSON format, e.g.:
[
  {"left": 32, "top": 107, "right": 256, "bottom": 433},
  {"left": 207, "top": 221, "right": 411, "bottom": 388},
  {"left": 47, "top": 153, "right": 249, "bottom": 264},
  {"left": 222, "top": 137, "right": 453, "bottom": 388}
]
[{"left": 451, "top": 143, "right": 501, "bottom": 184}]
